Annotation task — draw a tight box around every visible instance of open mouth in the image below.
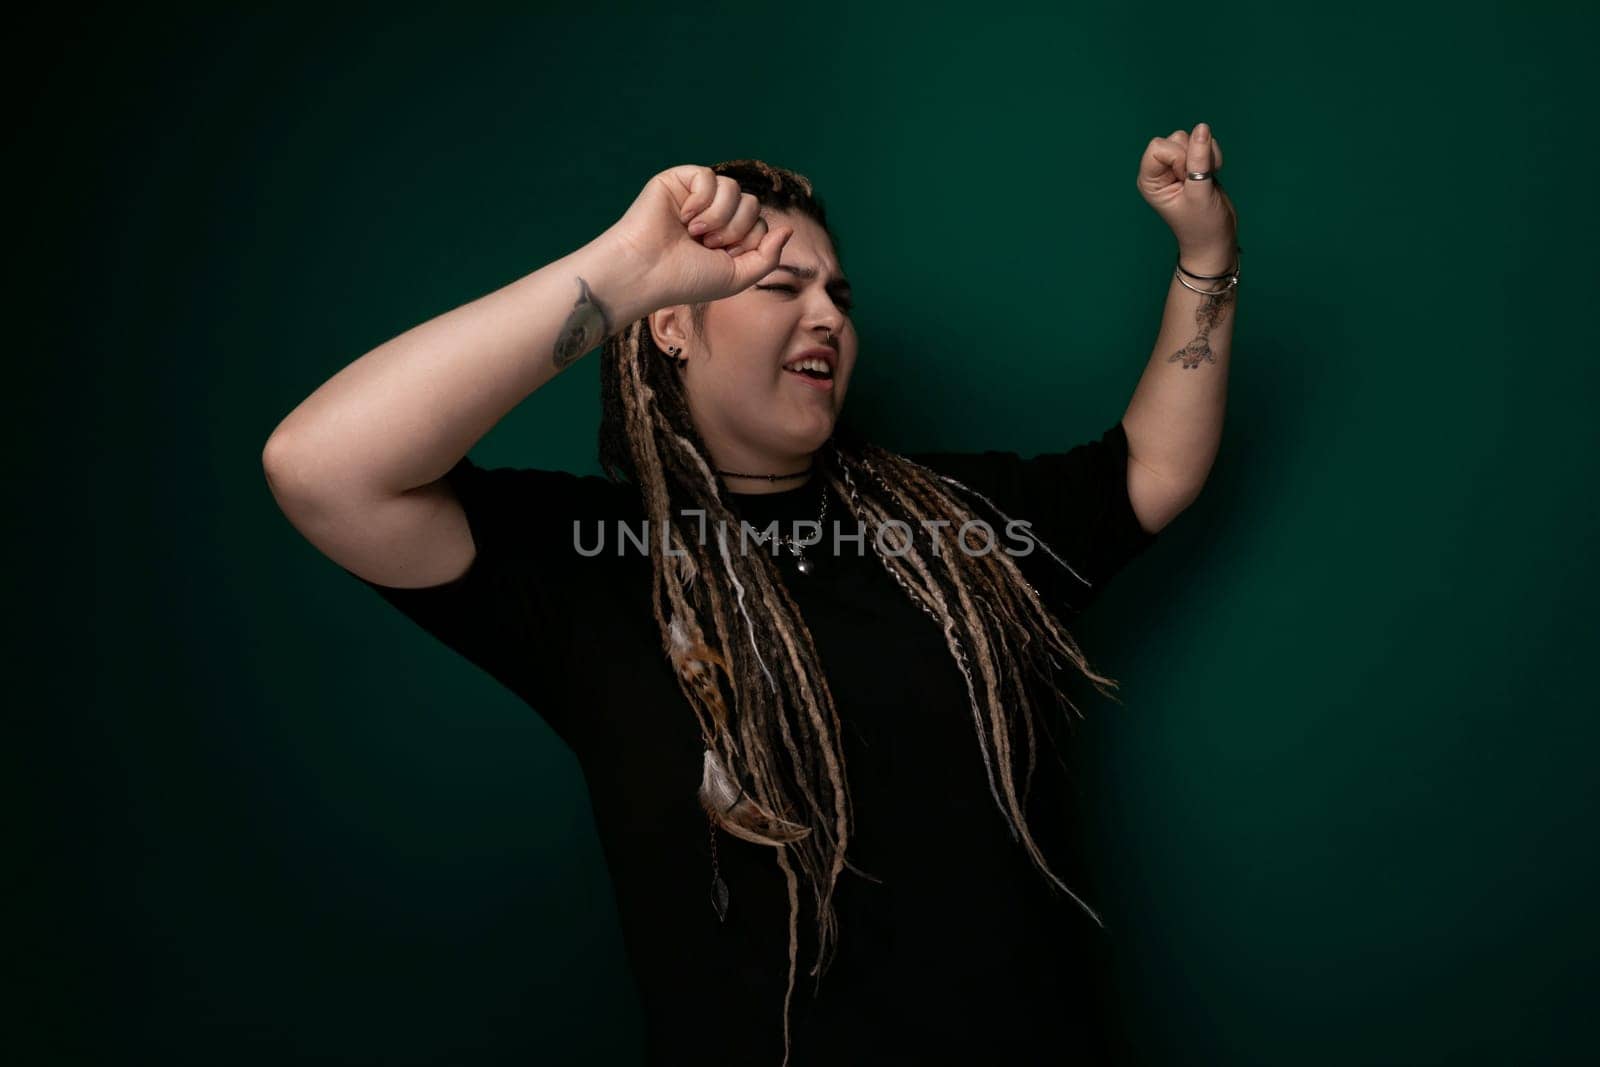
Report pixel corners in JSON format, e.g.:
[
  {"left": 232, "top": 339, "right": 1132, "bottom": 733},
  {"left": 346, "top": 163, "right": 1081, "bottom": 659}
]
[
  {"left": 784, "top": 368, "right": 834, "bottom": 391},
  {"left": 782, "top": 356, "right": 835, "bottom": 387}
]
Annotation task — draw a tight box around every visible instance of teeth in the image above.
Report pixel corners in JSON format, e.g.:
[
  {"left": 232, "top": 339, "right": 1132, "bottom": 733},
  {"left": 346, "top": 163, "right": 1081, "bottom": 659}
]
[{"left": 785, "top": 358, "right": 831, "bottom": 374}]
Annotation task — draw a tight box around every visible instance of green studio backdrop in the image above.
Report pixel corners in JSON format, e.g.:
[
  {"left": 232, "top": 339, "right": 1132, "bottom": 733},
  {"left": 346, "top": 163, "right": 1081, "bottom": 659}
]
[{"left": 15, "top": 4, "right": 1595, "bottom": 1065}]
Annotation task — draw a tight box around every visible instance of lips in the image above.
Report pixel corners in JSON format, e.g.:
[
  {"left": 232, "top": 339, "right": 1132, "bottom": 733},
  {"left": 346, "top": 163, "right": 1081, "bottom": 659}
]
[
  {"left": 782, "top": 347, "right": 837, "bottom": 388},
  {"left": 784, "top": 347, "right": 838, "bottom": 375},
  {"left": 784, "top": 366, "right": 834, "bottom": 391}
]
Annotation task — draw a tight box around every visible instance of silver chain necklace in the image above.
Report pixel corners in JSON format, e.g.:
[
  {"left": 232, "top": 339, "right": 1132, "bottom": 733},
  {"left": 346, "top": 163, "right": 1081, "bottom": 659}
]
[{"left": 742, "top": 482, "right": 829, "bottom": 575}]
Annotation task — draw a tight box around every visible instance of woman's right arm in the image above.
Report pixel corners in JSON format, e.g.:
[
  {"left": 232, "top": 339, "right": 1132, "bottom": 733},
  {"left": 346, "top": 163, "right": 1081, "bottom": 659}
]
[
  {"left": 261, "top": 232, "right": 657, "bottom": 589},
  {"left": 262, "top": 165, "right": 793, "bottom": 590}
]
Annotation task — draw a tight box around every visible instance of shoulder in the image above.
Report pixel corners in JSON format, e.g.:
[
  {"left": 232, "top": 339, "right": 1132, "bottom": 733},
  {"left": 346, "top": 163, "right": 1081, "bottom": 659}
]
[
  {"left": 896, "top": 420, "right": 1157, "bottom": 613},
  {"left": 449, "top": 456, "right": 636, "bottom": 512},
  {"left": 442, "top": 456, "right": 641, "bottom": 558},
  {"left": 899, "top": 421, "right": 1138, "bottom": 518}
]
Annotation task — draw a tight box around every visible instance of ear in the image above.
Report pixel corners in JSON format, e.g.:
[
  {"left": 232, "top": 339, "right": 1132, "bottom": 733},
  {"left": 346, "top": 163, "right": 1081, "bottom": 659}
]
[{"left": 648, "top": 305, "right": 693, "bottom": 356}]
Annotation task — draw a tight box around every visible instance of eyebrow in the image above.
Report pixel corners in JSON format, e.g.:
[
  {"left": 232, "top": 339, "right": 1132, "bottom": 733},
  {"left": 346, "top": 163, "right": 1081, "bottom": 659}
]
[{"left": 770, "top": 263, "right": 852, "bottom": 292}]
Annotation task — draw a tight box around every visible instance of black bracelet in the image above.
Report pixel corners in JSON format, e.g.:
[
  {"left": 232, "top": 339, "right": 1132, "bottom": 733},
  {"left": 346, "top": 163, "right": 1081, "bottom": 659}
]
[{"left": 1177, "top": 247, "right": 1243, "bottom": 280}]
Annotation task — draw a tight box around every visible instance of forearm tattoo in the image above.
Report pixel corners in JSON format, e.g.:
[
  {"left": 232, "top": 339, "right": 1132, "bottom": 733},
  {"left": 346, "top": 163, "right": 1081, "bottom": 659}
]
[
  {"left": 1168, "top": 284, "right": 1236, "bottom": 371},
  {"left": 552, "top": 276, "right": 615, "bottom": 371}
]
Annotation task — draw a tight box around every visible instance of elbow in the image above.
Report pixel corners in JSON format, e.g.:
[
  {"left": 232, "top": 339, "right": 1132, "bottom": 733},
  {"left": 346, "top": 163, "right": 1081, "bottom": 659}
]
[
  {"left": 1127, "top": 457, "right": 1206, "bottom": 535},
  {"left": 262, "top": 428, "right": 298, "bottom": 494},
  {"left": 262, "top": 426, "right": 325, "bottom": 515}
]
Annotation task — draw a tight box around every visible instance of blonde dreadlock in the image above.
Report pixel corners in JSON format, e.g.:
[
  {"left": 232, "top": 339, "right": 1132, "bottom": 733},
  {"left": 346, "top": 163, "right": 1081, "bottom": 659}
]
[{"left": 596, "top": 159, "right": 1127, "bottom": 1067}]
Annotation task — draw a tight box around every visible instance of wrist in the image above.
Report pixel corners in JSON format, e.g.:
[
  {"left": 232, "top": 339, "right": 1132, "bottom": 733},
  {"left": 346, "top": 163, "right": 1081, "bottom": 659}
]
[
  {"left": 564, "top": 229, "right": 661, "bottom": 326},
  {"left": 1177, "top": 241, "right": 1238, "bottom": 276}
]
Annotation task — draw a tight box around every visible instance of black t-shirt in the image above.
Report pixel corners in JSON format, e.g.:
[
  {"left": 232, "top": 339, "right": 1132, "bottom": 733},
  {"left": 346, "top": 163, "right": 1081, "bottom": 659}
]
[{"left": 346, "top": 419, "right": 1159, "bottom": 1066}]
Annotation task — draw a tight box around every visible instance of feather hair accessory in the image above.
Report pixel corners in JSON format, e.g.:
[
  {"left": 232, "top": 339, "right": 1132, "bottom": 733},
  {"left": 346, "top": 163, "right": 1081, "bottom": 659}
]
[
  {"left": 698, "top": 747, "right": 811, "bottom": 846},
  {"left": 667, "top": 612, "right": 733, "bottom": 737}
]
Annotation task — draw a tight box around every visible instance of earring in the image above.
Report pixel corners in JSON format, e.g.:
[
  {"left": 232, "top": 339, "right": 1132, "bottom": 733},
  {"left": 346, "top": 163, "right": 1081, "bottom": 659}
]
[{"left": 666, "top": 345, "right": 687, "bottom": 368}]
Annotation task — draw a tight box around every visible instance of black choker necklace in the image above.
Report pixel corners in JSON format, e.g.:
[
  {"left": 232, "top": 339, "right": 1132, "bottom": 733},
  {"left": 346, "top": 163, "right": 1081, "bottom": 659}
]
[{"left": 715, "top": 463, "right": 814, "bottom": 482}]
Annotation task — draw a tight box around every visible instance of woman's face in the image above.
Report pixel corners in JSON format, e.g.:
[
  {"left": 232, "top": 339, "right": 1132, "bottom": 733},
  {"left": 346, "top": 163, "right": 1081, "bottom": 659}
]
[{"left": 651, "top": 210, "right": 857, "bottom": 474}]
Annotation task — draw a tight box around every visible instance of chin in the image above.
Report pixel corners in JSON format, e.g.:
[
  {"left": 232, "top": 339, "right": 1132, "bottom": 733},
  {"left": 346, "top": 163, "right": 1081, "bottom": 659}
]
[
  {"left": 792, "top": 413, "right": 838, "bottom": 453},
  {"left": 755, "top": 419, "right": 831, "bottom": 459}
]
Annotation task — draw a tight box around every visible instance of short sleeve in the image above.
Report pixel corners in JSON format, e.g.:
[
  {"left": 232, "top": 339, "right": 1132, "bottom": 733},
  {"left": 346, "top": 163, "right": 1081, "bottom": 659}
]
[
  {"left": 339, "top": 455, "right": 605, "bottom": 753},
  {"left": 904, "top": 419, "right": 1158, "bottom": 617}
]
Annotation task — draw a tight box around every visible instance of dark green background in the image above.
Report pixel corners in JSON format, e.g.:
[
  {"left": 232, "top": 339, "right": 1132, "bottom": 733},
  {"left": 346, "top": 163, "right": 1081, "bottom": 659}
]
[{"left": 16, "top": 4, "right": 1595, "bottom": 1064}]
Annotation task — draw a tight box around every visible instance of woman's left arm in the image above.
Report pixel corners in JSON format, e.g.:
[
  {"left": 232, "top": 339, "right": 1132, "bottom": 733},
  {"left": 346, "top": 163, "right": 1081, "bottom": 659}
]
[{"left": 1118, "top": 122, "right": 1240, "bottom": 535}]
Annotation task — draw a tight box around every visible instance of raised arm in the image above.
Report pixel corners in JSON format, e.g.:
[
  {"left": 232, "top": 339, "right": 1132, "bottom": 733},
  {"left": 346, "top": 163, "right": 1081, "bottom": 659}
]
[
  {"left": 1119, "top": 122, "right": 1240, "bottom": 535},
  {"left": 261, "top": 233, "right": 654, "bottom": 587},
  {"left": 261, "top": 165, "right": 793, "bottom": 589},
  {"left": 266, "top": 239, "right": 654, "bottom": 500}
]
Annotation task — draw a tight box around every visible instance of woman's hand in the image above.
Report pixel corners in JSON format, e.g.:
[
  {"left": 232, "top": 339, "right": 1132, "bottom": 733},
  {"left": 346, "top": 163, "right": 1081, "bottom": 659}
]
[
  {"left": 600, "top": 164, "right": 795, "bottom": 311},
  {"left": 1136, "top": 122, "right": 1238, "bottom": 269}
]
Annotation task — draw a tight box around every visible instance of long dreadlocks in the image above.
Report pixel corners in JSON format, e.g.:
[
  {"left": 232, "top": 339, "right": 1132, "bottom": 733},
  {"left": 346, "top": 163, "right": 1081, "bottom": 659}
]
[{"left": 596, "top": 159, "right": 1128, "bottom": 1067}]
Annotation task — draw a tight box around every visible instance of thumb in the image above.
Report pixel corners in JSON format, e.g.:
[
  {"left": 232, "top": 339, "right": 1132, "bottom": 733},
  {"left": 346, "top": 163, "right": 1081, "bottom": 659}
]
[
  {"left": 1185, "top": 123, "right": 1218, "bottom": 201},
  {"left": 729, "top": 223, "right": 794, "bottom": 289}
]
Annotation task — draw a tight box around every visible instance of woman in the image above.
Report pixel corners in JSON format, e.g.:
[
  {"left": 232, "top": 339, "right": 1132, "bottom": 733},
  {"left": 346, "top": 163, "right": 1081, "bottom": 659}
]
[{"left": 264, "top": 132, "right": 1238, "bottom": 1066}]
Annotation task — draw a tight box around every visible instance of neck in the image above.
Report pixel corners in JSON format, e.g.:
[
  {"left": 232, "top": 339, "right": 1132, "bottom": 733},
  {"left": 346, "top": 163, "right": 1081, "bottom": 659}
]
[
  {"left": 707, "top": 441, "right": 816, "bottom": 495},
  {"left": 719, "top": 467, "right": 815, "bottom": 495}
]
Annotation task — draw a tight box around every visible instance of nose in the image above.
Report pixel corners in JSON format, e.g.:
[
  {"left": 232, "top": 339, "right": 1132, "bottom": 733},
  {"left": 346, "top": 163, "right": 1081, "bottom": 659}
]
[{"left": 804, "top": 298, "right": 845, "bottom": 343}]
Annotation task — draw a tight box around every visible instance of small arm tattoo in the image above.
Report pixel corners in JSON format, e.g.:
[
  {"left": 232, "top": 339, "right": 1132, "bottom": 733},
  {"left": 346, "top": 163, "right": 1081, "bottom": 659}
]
[
  {"left": 553, "top": 276, "right": 615, "bottom": 370},
  {"left": 1168, "top": 283, "right": 1236, "bottom": 371}
]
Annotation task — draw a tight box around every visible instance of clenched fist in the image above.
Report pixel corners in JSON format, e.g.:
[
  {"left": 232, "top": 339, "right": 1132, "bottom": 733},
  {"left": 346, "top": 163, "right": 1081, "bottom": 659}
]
[
  {"left": 1136, "top": 122, "right": 1238, "bottom": 266},
  {"left": 603, "top": 164, "right": 796, "bottom": 311}
]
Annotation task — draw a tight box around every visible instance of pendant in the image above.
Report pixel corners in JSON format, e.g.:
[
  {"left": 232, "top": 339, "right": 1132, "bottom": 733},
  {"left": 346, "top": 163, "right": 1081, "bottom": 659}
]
[
  {"left": 795, "top": 556, "right": 814, "bottom": 575},
  {"left": 711, "top": 871, "right": 729, "bottom": 922}
]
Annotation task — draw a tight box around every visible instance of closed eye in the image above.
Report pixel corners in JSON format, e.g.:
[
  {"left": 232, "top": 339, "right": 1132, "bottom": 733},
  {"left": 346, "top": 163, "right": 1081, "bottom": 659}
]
[{"left": 755, "top": 283, "right": 855, "bottom": 313}]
